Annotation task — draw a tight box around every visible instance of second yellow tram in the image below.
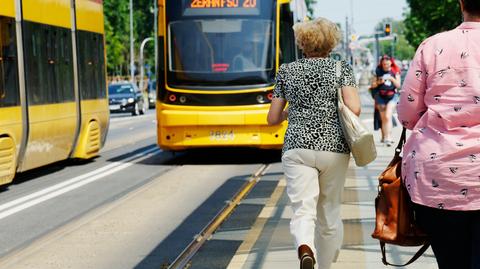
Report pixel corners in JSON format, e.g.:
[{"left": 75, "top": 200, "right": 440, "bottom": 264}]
[
  {"left": 0, "top": 0, "right": 108, "bottom": 186},
  {"left": 156, "top": 0, "right": 299, "bottom": 150}
]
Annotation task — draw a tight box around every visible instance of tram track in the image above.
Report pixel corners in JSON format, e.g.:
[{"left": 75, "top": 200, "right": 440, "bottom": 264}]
[{"left": 166, "top": 164, "right": 271, "bottom": 269}]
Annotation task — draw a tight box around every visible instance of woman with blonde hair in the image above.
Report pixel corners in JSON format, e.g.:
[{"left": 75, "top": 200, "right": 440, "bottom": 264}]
[{"left": 267, "top": 18, "right": 360, "bottom": 269}]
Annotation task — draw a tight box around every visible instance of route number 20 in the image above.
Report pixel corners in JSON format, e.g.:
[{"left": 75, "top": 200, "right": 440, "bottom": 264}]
[{"left": 243, "top": 0, "right": 256, "bottom": 7}]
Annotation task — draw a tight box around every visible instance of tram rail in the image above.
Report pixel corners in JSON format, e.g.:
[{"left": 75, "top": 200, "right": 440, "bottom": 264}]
[{"left": 166, "top": 164, "right": 271, "bottom": 269}]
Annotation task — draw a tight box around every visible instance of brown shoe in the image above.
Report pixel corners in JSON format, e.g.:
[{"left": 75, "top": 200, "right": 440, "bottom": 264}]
[{"left": 298, "top": 244, "right": 315, "bottom": 269}]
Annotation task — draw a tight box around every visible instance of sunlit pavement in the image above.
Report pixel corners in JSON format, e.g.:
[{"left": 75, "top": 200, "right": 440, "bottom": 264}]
[{"left": 225, "top": 89, "right": 438, "bottom": 269}]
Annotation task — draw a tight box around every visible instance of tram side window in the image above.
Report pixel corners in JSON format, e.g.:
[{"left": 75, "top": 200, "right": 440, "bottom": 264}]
[
  {"left": 57, "top": 28, "right": 75, "bottom": 102},
  {"left": 0, "top": 17, "right": 20, "bottom": 107},
  {"left": 279, "top": 4, "right": 296, "bottom": 65},
  {"left": 78, "top": 31, "right": 106, "bottom": 100},
  {"left": 97, "top": 36, "right": 106, "bottom": 99},
  {"left": 24, "top": 22, "right": 75, "bottom": 105}
]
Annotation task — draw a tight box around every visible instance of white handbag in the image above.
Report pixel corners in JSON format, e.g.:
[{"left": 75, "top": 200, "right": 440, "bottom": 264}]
[{"left": 336, "top": 61, "right": 377, "bottom": 166}]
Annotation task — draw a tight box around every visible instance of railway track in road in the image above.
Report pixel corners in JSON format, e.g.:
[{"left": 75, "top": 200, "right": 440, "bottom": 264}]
[
  {"left": 166, "top": 164, "right": 271, "bottom": 269},
  {"left": 0, "top": 160, "right": 278, "bottom": 269}
]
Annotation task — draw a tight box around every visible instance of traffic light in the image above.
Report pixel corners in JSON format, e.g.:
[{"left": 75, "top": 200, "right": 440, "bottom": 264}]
[{"left": 385, "top": 23, "right": 391, "bottom": 36}]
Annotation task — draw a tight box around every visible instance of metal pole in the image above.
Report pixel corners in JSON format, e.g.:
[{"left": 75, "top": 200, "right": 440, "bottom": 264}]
[
  {"left": 345, "top": 16, "right": 349, "bottom": 61},
  {"left": 139, "top": 37, "right": 154, "bottom": 93},
  {"left": 154, "top": 0, "right": 158, "bottom": 79},
  {"left": 391, "top": 34, "right": 396, "bottom": 58},
  {"left": 129, "top": 0, "right": 135, "bottom": 82},
  {"left": 350, "top": 0, "right": 354, "bottom": 31},
  {"left": 375, "top": 33, "right": 380, "bottom": 64}
]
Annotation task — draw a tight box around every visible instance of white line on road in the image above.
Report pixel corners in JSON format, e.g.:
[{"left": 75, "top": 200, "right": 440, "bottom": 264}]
[{"left": 0, "top": 147, "right": 160, "bottom": 221}]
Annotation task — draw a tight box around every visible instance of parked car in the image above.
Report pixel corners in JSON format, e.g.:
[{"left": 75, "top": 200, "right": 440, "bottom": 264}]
[
  {"left": 108, "top": 82, "right": 147, "bottom": 116},
  {"left": 147, "top": 80, "right": 156, "bottom": 109}
]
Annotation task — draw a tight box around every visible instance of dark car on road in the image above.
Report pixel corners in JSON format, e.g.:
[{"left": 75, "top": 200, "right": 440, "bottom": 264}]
[
  {"left": 108, "top": 82, "right": 147, "bottom": 116},
  {"left": 147, "top": 80, "right": 156, "bottom": 109}
]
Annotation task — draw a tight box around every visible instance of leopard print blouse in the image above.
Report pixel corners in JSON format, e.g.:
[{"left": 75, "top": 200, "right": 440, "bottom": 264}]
[{"left": 273, "top": 58, "right": 357, "bottom": 155}]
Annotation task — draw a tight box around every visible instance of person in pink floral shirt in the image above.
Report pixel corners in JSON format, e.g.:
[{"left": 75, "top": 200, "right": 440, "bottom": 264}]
[{"left": 397, "top": 0, "right": 480, "bottom": 268}]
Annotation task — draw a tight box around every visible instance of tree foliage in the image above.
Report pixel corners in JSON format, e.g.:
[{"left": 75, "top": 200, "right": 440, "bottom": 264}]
[
  {"left": 104, "top": 0, "right": 155, "bottom": 76},
  {"left": 304, "top": 0, "right": 317, "bottom": 18},
  {"left": 104, "top": 0, "right": 129, "bottom": 76},
  {"left": 368, "top": 18, "right": 415, "bottom": 60},
  {"left": 404, "top": 0, "right": 462, "bottom": 48}
]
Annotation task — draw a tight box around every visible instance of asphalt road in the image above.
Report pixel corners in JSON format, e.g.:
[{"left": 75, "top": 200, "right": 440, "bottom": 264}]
[{"left": 0, "top": 109, "right": 283, "bottom": 269}]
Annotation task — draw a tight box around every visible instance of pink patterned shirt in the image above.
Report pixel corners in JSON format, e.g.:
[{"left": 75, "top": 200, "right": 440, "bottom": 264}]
[{"left": 397, "top": 22, "right": 480, "bottom": 211}]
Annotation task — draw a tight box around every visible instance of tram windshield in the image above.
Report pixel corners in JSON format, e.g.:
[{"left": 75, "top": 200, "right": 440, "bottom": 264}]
[{"left": 168, "top": 19, "right": 275, "bottom": 88}]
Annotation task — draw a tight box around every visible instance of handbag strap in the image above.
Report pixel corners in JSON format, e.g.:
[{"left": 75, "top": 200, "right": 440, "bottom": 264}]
[
  {"left": 380, "top": 127, "right": 428, "bottom": 267},
  {"left": 394, "top": 127, "right": 407, "bottom": 157},
  {"left": 335, "top": 61, "right": 344, "bottom": 106},
  {"left": 380, "top": 242, "right": 430, "bottom": 267}
]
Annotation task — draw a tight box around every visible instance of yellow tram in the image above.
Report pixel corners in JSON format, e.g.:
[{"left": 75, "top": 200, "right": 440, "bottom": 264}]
[
  {"left": 0, "top": 0, "right": 108, "bottom": 186},
  {"left": 156, "top": 0, "right": 299, "bottom": 150}
]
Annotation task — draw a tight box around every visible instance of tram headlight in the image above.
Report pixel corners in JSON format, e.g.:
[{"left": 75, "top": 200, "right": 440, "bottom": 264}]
[
  {"left": 127, "top": 98, "right": 134, "bottom": 103},
  {"left": 179, "top": 96, "right": 187, "bottom": 104},
  {"left": 256, "top": 95, "right": 266, "bottom": 104}
]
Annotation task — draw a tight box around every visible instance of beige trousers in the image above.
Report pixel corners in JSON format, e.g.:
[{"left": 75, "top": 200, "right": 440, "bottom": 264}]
[{"left": 282, "top": 148, "right": 350, "bottom": 269}]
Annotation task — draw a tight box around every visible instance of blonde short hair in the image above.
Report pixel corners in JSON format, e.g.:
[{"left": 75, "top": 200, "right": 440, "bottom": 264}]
[{"left": 293, "top": 18, "right": 341, "bottom": 56}]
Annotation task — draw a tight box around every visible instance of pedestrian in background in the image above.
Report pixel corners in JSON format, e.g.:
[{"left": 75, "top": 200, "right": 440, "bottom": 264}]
[
  {"left": 370, "top": 55, "right": 401, "bottom": 146},
  {"left": 267, "top": 18, "right": 360, "bottom": 269},
  {"left": 397, "top": 0, "right": 480, "bottom": 268}
]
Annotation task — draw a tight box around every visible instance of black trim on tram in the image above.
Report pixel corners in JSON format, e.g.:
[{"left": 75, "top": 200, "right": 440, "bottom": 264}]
[
  {"left": 0, "top": 16, "right": 20, "bottom": 108},
  {"left": 22, "top": 21, "right": 75, "bottom": 105},
  {"left": 77, "top": 30, "right": 106, "bottom": 100},
  {"left": 156, "top": 36, "right": 165, "bottom": 102},
  {"left": 160, "top": 89, "right": 273, "bottom": 106},
  {"left": 164, "top": 0, "right": 277, "bottom": 89},
  {"left": 20, "top": 20, "right": 106, "bottom": 105}
]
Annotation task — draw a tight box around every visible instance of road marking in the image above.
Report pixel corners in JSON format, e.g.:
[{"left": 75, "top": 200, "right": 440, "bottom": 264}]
[{"left": 0, "top": 147, "right": 160, "bottom": 221}]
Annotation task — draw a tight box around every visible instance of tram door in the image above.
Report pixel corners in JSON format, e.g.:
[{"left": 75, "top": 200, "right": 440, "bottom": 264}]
[
  {"left": 0, "top": 0, "right": 22, "bottom": 184},
  {"left": 20, "top": 0, "right": 78, "bottom": 171}
]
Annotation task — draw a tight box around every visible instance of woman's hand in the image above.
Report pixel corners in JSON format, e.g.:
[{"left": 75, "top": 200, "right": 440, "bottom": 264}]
[
  {"left": 377, "top": 77, "right": 385, "bottom": 85},
  {"left": 281, "top": 108, "right": 289, "bottom": 121},
  {"left": 370, "top": 77, "right": 380, "bottom": 88},
  {"left": 388, "top": 74, "right": 402, "bottom": 88}
]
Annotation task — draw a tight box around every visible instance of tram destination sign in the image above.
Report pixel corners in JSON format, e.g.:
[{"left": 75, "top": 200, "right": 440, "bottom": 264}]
[{"left": 183, "top": 0, "right": 260, "bottom": 16}]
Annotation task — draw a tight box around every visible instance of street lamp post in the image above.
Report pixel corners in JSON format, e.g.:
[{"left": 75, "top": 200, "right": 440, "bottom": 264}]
[
  {"left": 129, "top": 0, "right": 135, "bottom": 83},
  {"left": 154, "top": 0, "right": 158, "bottom": 79},
  {"left": 139, "top": 37, "right": 154, "bottom": 93}
]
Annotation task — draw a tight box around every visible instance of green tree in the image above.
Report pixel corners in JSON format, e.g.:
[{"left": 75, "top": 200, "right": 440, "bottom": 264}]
[
  {"left": 305, "top": 0, "right": 317, "bottom": 18},
  {"left": 134, "top": 0, "right": 156, "bottom": 77},
  {"left": 404, "top": 0, "right": 462, "bottom": 48},
  {"left": 104, "top": 0, "right": 155, "bottom": 77},
  {"left": 104, "top": 0, "right": 129, "bottom": 76}
]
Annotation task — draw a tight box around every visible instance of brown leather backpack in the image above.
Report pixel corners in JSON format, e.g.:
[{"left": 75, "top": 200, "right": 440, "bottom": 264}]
[{"left": 371, "top": 128, "right": 430, "bottom": 266}]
